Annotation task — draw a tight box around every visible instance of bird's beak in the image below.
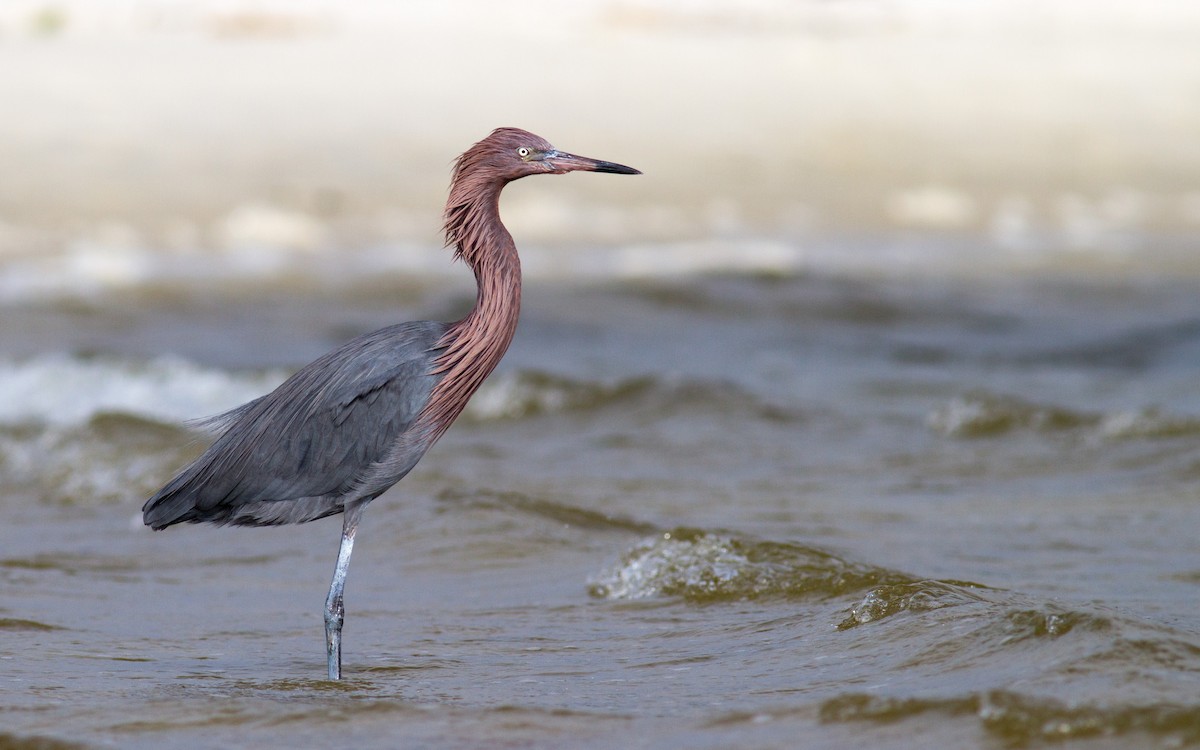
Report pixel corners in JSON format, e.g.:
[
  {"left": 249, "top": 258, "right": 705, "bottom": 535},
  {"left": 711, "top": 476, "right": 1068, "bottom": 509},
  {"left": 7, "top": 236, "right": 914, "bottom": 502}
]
[{"left": 544, "top": 150, "right": 641, "bottom": 175}]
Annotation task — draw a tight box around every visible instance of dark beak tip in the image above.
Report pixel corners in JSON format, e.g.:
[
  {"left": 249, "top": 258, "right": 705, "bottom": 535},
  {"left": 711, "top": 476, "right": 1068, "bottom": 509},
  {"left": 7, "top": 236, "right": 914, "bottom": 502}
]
[{"left": 596, "top": 161, "right": 642, "bottom": 176}]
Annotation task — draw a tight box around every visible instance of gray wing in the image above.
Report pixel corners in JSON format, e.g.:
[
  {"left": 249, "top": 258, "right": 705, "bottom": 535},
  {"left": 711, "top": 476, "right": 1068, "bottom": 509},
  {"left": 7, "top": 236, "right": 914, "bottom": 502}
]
[{"left": 143, "top": 321, "right": 448, "bottom": 528}]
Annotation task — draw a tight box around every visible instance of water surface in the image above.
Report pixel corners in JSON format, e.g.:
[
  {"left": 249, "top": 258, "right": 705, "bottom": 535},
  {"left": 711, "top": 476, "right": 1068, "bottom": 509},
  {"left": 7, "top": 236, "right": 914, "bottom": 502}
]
[{"left": 2, "top": 253, "right": 1200, "bottom": 749}]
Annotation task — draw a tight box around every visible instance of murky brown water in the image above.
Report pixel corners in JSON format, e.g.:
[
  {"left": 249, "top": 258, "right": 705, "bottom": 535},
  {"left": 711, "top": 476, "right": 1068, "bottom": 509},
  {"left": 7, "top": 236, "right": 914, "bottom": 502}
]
[{"left": 2, "top": 258, "right": 1200, "bottom": 749}]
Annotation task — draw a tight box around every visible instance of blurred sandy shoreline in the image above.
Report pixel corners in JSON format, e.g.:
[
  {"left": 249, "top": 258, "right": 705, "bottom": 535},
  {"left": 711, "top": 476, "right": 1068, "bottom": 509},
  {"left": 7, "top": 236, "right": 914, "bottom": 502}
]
[{"left": 0, "top": 0, "right": 1198, "bottom": 282}]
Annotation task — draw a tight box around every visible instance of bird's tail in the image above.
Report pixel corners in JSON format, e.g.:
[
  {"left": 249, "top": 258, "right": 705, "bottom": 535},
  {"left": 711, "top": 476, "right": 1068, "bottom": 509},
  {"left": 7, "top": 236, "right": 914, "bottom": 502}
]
[{"left": 142, "top": 467, "right": 205, "bottom": 530}]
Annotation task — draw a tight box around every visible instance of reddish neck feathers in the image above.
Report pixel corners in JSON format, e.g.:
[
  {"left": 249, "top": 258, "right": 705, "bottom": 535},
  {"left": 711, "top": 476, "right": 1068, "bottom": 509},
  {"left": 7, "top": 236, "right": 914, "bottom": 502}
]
[{"left": 421, "top": 167, "right": 522, "bottom": 440}]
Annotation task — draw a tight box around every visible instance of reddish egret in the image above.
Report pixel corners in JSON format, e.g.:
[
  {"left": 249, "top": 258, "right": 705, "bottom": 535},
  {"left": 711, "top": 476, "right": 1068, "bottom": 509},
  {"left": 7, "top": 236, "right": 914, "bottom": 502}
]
[{"left": 143, "top": 128, "right": 640, "bottom": 680}]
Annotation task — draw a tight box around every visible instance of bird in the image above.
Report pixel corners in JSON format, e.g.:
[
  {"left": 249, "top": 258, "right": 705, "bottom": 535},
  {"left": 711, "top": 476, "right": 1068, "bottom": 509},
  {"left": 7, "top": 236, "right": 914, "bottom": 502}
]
[{"left": 142, "top": 128, "right": 640, "bottom": 680}]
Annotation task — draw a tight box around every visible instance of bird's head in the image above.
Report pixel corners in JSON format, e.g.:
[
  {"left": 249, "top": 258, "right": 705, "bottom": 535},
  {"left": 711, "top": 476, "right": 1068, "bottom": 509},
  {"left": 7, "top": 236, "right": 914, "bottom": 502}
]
[{"left": 455, "top": 127, "right": 641, "bottom": 184}]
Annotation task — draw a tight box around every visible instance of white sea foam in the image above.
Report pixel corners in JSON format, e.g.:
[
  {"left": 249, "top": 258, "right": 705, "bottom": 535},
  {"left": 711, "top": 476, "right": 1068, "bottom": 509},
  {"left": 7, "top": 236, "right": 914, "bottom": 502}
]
[
  {"left": 0, "top": 354, "right": 285, "bottom": 428},
  {"left": 588, "top": 532, "right": 752, "bottom": 601}
]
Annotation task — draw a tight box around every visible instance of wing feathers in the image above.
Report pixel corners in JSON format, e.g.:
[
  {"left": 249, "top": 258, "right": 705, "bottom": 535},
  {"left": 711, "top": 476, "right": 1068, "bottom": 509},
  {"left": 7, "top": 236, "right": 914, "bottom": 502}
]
[{"left": 143, "top": 321, "right": 448, "bottom": 528}]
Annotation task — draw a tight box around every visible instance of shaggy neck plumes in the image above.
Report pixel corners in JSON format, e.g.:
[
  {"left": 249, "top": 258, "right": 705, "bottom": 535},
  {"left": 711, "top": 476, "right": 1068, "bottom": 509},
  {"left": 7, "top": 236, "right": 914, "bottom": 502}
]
[{"left": 420, "top": 168, "right": 522, "bottom": 440}]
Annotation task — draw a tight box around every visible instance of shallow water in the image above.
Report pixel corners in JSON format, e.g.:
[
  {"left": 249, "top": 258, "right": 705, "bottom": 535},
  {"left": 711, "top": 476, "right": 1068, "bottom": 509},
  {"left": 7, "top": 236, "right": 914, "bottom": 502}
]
[{"left": 3, "top": 251, "right": 1200, "bottom": 749}]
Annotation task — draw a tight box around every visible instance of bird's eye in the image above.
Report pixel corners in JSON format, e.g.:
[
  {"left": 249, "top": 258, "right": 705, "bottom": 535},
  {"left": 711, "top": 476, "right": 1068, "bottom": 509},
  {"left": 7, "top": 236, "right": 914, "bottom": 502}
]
[{"left": 517, "top": 147, "right": 530, "bottom": 158}]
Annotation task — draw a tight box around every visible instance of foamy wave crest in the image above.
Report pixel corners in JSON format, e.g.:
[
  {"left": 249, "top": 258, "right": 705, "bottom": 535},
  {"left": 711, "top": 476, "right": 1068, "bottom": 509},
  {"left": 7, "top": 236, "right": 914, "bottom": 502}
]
[
  {"left": 0, "top": 414, "right": 192, "bottom": 506},
  {"left": 465, "top": 370, "right": 798, "bottom": 424},
  {"left": 926, "top": 393, "right": 1091, "bottom": 438},
  {"left": 0, "top": 354, "right": 284, "bottom": 428},
  {"left": 0, "top": 355, "right": 286, "bottom": 505},
  {"left": 588, "top": 528, "right": 910, "bottom": 603},
  {"left": 928, "top": 391, "right": 1200, "bottom": 440},
  {"left": 841, "top": 580, "right": 1000, "bottom": 628},
  {"left": 463, "top": 371, "right": 652, "bottom": 421}
]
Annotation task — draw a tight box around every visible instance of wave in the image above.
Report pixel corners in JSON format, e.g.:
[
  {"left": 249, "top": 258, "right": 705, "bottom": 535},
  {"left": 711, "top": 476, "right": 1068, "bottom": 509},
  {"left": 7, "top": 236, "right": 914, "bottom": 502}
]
[
  {"left": 0, "top": 733, "right": 88, "bottom": 750},
  {"left": 586, "top": 525, "right": 1200, "bottom": 748},
  {"left": 0, "top": 355, "right": 286, "bottom": 506},
  {"left": 838, "top": 580, "right": 1001, "bottom": 628},
  {"left": 0, "top": 354, "right": 285, "bottom": 429},
  {"left": 0, "top": 354, "right": 789, "bottom": 431},
  {"left": 815, "top": 689, "right": 1200, "bottom": 746},
  {"left": 588, "top": 528, "right": 915, "bottom": 603},
  {"left": 928, "top": 391, "right": 1200, "bottom": 440},
  {"left": 462, "top": 371, "right": 659, "bottom": 422},
  {"left": 821, "top": 576, "right": 1200, "bottom": 746},
  {"left": 464, "top": 370, "right": 798, "bottom": 424},
  {"left": 0, "top": 354, "right": 791, "bottom": 508},
  {"left": 0, "top": 413, "right": 198, "bottom": 507},
  {"left": 816, "top": 607, "right": 1200, "bottom": 745}
]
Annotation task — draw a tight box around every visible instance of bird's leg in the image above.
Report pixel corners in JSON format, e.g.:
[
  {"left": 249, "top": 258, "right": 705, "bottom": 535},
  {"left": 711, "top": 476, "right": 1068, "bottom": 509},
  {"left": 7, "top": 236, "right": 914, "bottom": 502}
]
[{"left": 325, "top": 502, "right": 366, "bottom": 681}]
